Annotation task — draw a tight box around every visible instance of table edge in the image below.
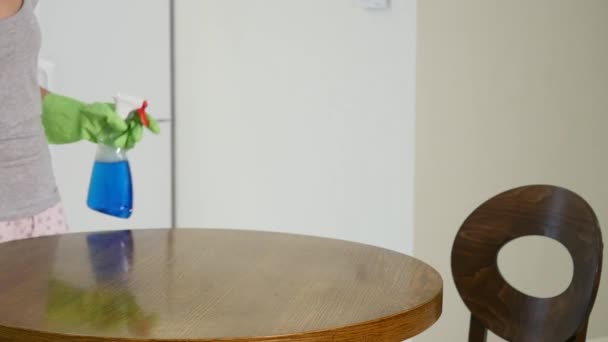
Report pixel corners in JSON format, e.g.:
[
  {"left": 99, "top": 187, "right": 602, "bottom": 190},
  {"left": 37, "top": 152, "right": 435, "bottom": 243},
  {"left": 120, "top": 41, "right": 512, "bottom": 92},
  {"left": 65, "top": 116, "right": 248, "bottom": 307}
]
[{"left": 0, "top": 287, "right": 442, "bottom": 342}]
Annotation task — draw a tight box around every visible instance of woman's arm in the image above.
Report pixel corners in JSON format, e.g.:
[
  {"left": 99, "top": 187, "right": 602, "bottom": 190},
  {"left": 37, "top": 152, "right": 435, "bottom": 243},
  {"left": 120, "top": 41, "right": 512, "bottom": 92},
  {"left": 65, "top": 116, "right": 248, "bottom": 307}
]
[{"left": 40, "top": 87, "right": 49, "bottom": 98}]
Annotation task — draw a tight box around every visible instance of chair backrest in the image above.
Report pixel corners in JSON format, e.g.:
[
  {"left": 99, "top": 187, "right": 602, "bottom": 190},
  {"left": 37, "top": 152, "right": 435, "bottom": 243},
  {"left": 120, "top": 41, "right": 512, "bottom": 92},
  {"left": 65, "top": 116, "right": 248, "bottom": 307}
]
[{"left": 451, "top": 185, "right": 603, "bottom": 342}]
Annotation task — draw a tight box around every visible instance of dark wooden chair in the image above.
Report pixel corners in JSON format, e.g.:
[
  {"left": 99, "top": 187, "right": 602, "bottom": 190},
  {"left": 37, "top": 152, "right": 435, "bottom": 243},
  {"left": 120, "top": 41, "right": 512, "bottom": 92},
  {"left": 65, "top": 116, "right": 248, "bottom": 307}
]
[{"left": 451, "top": 185, "right": 603, "bottom": 342}]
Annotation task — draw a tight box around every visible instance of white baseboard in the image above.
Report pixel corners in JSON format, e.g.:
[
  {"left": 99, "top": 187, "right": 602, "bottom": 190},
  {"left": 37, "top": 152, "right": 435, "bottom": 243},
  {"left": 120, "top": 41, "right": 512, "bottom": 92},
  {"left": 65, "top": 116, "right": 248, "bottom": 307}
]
[{"left": 588, "top": 337, "right": 608, "bottom": 342}]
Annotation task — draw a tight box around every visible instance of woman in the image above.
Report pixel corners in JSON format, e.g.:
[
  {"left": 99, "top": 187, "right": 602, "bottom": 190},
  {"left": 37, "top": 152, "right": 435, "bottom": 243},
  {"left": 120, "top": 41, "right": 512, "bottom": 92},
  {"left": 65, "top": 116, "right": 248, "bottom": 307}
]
[{"left": 0, "top": 0, "right": 156, "bottom": 242}]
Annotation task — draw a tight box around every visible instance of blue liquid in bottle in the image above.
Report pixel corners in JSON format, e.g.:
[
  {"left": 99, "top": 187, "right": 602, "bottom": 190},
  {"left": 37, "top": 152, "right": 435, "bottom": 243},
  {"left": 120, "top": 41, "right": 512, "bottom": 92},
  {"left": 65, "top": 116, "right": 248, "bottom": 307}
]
[{"left": 87, "top": 146, "right": 133, "bottom": 219}]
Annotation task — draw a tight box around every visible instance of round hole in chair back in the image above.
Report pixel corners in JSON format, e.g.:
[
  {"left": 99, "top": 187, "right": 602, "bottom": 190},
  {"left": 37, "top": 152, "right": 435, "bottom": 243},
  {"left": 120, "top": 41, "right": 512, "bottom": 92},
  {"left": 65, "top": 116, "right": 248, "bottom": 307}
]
[{"left": 497, "top": 235, "right": 574, "bottom": 299}]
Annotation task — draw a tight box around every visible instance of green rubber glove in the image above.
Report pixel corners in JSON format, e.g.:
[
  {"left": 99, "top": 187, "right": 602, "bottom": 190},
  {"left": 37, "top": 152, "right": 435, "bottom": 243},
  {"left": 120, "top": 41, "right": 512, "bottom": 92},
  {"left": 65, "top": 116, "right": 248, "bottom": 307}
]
[
  {"left": 42, "top": 93, "right": 160, "bottom": 149},
  {"left": 118, "top": 110, "right": 161, "bottom": 150}
]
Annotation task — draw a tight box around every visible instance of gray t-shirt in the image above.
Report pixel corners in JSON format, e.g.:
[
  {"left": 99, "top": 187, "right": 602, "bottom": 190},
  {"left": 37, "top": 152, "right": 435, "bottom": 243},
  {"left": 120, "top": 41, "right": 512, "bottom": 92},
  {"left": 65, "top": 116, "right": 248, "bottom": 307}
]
[{"left": 0, "top": 0, "right": 59, "bottom": 221}]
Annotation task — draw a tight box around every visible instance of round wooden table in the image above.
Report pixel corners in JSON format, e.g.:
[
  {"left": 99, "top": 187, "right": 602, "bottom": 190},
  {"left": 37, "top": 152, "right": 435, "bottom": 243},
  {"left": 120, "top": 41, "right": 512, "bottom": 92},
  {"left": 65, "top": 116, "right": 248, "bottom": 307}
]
[{"left": 0, "top": 229, "right": 442, "bottom": 341}]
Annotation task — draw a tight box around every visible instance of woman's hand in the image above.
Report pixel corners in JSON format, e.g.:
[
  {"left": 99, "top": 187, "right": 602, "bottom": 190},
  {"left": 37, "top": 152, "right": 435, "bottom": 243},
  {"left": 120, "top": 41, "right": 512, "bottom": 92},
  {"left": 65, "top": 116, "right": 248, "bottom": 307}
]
[
  {"left": 112, "top": 108, "right": 160, "bottom": 150},
  {"left": 42, "top": 93, "right": 159, "bottom": 149}
]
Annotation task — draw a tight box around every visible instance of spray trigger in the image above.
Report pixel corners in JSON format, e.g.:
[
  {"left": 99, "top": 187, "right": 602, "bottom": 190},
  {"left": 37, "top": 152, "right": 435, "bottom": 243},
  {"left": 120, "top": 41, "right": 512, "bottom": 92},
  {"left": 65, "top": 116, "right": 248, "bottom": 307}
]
[{"left": 137, "top": 101, "right": 149, "bottom": 127}]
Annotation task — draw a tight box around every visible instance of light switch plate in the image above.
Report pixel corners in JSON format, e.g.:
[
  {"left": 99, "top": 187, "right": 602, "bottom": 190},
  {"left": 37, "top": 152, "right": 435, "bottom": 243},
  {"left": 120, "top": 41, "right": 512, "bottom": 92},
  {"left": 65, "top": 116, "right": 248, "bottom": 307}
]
[{"left": 360, "top": 0, "right": 390, "bottom": 10}]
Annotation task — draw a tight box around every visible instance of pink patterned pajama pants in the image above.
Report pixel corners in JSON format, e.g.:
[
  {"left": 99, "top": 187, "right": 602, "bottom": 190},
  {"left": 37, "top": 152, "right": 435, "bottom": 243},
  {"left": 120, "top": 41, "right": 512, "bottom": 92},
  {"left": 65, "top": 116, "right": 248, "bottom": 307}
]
[{"left": 0, "top": 203, "right": 69, "bottom": 243}]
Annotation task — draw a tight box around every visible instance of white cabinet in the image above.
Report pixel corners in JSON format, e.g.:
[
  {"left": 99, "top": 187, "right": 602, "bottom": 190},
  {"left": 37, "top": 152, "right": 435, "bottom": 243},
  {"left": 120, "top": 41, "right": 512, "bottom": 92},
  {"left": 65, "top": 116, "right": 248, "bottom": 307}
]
[
  {"left": 37, "top": 0, "right": 172, "bottom": 232},
  {"left": 175, "top": 1, "right": 416, "bottom": 253}
]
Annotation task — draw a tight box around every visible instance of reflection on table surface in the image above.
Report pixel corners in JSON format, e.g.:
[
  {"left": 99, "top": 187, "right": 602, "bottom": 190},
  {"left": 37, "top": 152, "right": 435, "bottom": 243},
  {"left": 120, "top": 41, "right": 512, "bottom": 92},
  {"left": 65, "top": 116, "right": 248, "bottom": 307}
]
[
  {"left": 46, "top": 231, "right": 156, "bottom": 337},
  {"left": 47, "top": 279, "right": 156, "bottom": 337}
]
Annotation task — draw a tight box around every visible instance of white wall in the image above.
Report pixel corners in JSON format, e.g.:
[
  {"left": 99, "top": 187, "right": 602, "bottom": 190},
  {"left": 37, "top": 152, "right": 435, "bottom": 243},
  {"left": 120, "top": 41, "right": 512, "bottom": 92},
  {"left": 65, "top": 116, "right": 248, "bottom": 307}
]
[
  {"left": 37, "top": 0, "right": 173, "bottom": 231},
  {"left": 175, "top": 0, "right": 417, "bottom": 253}
]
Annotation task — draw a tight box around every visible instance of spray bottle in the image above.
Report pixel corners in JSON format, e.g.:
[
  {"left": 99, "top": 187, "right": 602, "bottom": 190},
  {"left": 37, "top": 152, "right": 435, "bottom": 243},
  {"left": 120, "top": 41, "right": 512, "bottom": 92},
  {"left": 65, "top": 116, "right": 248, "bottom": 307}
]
[{"left": 86, "top": 95, "right": 145, "bottom": 219}]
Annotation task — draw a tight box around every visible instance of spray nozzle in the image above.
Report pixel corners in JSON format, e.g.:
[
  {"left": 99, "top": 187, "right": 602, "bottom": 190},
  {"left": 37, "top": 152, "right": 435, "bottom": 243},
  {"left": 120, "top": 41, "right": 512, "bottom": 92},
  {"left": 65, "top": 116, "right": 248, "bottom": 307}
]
[
  {"left": 137, "top": 101, "right": 149, "bottom": 128},
  {"left": 113, "top": 94, "right": 148, "bottom": 126}
]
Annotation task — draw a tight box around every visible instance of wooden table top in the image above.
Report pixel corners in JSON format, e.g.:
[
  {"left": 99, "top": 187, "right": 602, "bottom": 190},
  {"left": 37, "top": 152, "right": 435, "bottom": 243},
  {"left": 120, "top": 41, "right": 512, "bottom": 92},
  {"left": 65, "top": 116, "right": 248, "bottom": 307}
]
[{"left": 0, "top": 229, "right": 442, "bottom": 341}]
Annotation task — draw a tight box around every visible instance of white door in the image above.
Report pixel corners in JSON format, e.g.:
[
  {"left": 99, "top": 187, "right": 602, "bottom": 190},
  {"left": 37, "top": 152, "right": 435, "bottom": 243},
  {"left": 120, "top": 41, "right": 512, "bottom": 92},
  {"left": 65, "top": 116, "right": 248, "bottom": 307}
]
[{"left": 37, "top": 0, "right": 173, "bottom": 232}]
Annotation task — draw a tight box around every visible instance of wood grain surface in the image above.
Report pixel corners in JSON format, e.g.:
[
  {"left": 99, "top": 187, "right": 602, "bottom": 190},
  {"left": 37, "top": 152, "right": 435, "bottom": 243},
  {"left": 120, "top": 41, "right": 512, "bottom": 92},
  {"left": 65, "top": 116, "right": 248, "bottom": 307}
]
[
  {"left": 0, "top": 229, "right": 442, "bottom": 341},
  {"left": 452, "top": 185, "right": 603, "bottom": 342}
]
